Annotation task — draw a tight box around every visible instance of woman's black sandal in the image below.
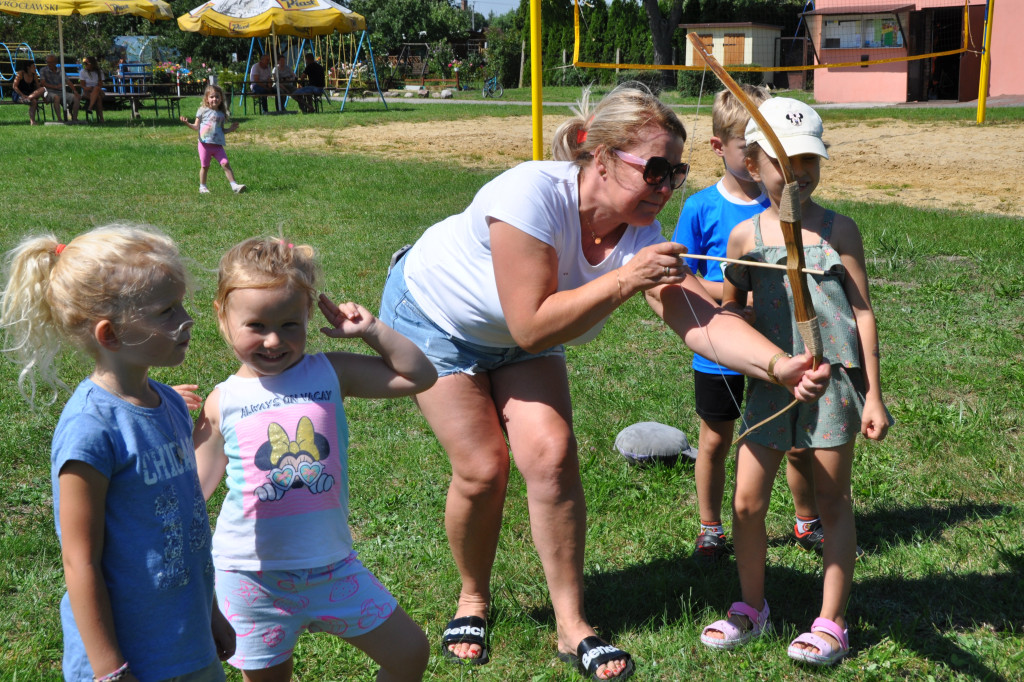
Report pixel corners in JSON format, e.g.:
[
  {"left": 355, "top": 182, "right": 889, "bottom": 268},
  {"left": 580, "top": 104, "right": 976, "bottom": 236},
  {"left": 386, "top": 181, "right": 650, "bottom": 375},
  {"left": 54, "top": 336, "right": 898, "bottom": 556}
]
[
  {"left": 558, "top": 636, "right": 635, "bottom": 681},
  {"left": 441, "top": 615, "right": 489, "bottom": 665}
]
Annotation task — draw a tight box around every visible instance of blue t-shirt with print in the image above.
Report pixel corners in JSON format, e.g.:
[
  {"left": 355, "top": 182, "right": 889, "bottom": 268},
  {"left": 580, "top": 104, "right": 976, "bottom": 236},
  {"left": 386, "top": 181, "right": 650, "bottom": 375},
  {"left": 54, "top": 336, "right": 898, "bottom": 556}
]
[
  {"left": 673, "top": 179, "right": 770, "bottom": 374},
  {"left": 52, "top": 379, "right": 218, "bottom": 682}
]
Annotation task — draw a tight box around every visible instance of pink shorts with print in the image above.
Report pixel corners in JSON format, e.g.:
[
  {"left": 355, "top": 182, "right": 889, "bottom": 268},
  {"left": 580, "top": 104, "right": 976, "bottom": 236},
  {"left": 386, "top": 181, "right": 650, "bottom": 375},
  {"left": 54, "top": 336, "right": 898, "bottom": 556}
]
[{"left": 216, "top": 552, "right": 397, "bottom": 671}]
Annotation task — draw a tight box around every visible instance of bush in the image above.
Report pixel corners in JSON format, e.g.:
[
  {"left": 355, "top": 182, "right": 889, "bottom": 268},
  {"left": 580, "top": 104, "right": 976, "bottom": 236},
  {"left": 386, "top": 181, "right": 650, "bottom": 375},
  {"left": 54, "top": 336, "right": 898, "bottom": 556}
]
[
  {"left": 427, "top": 40, "right": 456, "bottom": 78},
  {"left": 676, "top": 70, "right": 708, "bottom": 97},
  {"left": 217, "top": 69, "right": 244, "bottom": 87},
  {"left": 153, "top": 61, "right": 185, "bottom": 84},
  {"left": 615, "top": 69, "right": 664, "bottom": 95},
  {"left": 182, "top": 62, "right": 217, "bottom": 85},
  {"left": 733, "top": 65, "right": 771, "bottom": 89},
  {"left": 676, "top": 65, "right": 770, "bottom": 96}
]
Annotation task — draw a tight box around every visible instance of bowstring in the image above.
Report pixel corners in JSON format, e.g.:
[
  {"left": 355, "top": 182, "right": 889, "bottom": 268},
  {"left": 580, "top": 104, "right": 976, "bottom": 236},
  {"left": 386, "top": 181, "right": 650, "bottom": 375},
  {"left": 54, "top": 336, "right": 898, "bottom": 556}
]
[{"left": 674, "top": 63, "right": 751, "bottom": 438}]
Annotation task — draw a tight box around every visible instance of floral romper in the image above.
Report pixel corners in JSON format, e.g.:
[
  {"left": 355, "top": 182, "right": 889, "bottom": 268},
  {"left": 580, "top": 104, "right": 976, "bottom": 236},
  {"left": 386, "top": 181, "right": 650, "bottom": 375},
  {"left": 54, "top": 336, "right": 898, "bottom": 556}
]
[{"left": 725, "top": 211, "right": 869, "bottom": 450}]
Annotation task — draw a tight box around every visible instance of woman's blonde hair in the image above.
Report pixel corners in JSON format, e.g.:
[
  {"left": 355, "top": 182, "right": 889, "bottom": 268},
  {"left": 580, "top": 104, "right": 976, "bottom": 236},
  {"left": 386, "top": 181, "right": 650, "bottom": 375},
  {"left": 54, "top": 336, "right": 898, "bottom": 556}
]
[
  {"left": 551, "top": 82, "right": 687, "bottom": 165},
  {"left": 0, "top": 224, "right": 186, "bottom": 407},
  {"left": 214, "top": 237, "right": 321, "bottom": 338}
]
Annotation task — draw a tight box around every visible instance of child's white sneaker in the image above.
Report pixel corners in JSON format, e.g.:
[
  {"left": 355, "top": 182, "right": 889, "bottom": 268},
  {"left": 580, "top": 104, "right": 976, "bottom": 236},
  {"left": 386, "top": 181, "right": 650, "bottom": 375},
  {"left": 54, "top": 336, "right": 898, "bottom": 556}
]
[
  {"left": 199, "top": 185, "right": 210, "bottom": 194},
  {"left": 231, "top": 183, "right": 246, "bottom": 194}
]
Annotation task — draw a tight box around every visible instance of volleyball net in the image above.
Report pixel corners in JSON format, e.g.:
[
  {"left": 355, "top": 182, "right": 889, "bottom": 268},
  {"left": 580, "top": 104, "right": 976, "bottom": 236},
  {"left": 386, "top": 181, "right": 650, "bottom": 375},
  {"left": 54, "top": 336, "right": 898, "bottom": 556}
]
[{"left": 572, "top": 0, "right": 981, "bottom": 75}]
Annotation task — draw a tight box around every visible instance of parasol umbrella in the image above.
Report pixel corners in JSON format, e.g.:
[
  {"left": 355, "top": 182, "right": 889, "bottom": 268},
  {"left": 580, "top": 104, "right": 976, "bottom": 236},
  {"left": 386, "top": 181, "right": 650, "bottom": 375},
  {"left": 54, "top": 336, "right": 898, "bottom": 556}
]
[
  {"left": 178, "top": 0, "right": 366, "bottom": 111},
  {"left": 0, "top": 0, "right": 174, "bottom": 120}
]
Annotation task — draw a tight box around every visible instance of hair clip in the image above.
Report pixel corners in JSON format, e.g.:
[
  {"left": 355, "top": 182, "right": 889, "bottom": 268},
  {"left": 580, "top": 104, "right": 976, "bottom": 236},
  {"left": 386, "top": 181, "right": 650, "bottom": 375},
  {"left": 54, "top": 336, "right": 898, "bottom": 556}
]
[
  {"left": 55, "top": 244, "right": 66, "bottom": 255},
  {"left": 576, "top": 129, "right": 588, "bottom": 144}
]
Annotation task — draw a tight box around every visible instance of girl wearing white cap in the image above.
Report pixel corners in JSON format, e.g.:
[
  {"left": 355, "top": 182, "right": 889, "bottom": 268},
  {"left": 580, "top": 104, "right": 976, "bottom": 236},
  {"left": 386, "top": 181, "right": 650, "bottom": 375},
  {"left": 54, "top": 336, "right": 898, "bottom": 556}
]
[{"left": 700, "top": 97, "right": 892, "bottom": 667}]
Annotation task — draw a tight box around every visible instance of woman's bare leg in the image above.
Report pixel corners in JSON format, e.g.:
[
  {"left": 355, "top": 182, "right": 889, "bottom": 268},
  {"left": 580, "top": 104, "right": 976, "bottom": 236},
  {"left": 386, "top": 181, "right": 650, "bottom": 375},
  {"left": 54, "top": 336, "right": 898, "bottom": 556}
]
[
  {"left": 494, "top": 357, "right": 629, "bottom": 679},
  {"left": 414, "top": 371, "right": 510, "bottom": 661}
]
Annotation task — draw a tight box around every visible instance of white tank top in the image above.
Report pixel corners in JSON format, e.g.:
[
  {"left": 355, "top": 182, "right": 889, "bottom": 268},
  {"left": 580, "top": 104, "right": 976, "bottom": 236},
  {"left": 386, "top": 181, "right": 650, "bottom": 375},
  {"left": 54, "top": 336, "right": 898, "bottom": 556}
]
[{"left": 211, "top": 353, "right": 353, "bottom": 570}]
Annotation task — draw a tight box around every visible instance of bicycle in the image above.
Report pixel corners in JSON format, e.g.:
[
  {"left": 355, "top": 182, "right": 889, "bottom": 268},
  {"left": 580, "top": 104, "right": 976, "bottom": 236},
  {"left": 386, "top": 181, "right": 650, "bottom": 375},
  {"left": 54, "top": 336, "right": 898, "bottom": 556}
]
[{"left": 482, "top": 75, "right": 503, "bottom": 99}]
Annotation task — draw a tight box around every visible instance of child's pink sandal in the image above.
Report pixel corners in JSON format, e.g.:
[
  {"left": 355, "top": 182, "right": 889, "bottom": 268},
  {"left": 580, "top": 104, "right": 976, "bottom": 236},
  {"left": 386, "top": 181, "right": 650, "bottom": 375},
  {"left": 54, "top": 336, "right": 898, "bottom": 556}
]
[
  {"left": 700, "top": 600, "right": 771, "bottom": 650},
  {"left": 787, "top": 617, "right": 850, "bottom": 666}
]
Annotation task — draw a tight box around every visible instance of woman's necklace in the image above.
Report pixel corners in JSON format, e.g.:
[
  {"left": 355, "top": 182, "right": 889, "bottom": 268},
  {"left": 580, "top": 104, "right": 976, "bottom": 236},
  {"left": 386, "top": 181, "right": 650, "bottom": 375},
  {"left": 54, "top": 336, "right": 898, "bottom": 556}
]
[
  {"left": 91, "top": 375, "right": 184, "bottom": 461},
  {"left": 581, "top": 210, "right": 603, "bottom": 245}
]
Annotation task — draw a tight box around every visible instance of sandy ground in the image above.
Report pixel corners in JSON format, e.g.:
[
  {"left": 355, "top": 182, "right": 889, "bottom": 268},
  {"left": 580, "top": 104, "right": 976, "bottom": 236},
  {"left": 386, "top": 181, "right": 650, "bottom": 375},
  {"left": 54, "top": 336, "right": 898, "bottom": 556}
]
[{"left": 264, "top": 114, "right": 1024, "bottom": 217}]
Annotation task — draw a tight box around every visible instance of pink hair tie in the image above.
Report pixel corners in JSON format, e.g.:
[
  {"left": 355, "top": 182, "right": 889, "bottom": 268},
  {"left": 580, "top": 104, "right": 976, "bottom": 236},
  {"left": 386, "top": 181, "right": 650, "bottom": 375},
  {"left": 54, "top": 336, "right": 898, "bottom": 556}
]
[
  {"left": 576, "top": 129, "right": 588, "bottom": 144},
  {"left": 55, "top": 244, "right": 66, "bottom": 255},
  {"left": 277, "top": 240, "right": 294, "bottom": 248}
]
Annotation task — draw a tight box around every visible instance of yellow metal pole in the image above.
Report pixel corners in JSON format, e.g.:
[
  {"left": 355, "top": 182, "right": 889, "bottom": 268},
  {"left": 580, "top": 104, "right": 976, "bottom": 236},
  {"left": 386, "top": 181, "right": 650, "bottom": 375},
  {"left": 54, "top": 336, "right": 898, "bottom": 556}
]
[
  {"left": 530, "top": 0, "right": 543, "bottom": 160},
  {"left": 976, "top": 0, "right": 994, "bottom": 124}
]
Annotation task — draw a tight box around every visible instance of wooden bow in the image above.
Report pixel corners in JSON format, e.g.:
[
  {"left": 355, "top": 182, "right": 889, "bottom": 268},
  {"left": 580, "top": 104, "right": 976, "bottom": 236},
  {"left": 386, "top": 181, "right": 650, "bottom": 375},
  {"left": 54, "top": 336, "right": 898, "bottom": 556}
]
[{"left": 686, "top": 33, "right": 823, "bottom": 440}]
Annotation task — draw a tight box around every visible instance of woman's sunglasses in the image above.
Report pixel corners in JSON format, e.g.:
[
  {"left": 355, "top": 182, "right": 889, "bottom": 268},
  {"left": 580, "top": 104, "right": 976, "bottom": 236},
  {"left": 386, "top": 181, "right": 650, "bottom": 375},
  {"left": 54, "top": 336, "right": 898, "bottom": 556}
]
[{"left": 613, "top": 149, "right": 689, "bottom": 190}]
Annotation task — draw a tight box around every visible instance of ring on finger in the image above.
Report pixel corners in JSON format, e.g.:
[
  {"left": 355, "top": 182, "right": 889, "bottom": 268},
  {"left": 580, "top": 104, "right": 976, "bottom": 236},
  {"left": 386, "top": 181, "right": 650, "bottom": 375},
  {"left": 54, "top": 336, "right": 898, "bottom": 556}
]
[{"left": 664, "top": 265, "right": 671, "bottom": 276}]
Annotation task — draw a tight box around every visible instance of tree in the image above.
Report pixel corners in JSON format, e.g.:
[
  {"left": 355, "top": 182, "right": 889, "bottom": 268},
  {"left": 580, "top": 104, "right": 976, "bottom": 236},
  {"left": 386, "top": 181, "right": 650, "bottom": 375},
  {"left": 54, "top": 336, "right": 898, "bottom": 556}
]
[
  {"left": 348, "top": 0, "right": 473, "bottom": 55},
  {"left": 641, "top": 0, "right": 683, "bottom": 88},
  {"left": 682, "top": 0, "right": 701, "bottom": 22}
]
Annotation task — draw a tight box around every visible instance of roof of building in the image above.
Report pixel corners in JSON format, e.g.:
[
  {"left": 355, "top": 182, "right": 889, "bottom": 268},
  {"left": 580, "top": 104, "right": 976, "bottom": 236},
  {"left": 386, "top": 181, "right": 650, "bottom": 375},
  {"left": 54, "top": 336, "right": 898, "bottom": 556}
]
[
  {"left": 802, "top": 4, "right": 914, "bottom": 16},
  {"left": 679, "top": 22, "right": 783, "bottom": 30}
]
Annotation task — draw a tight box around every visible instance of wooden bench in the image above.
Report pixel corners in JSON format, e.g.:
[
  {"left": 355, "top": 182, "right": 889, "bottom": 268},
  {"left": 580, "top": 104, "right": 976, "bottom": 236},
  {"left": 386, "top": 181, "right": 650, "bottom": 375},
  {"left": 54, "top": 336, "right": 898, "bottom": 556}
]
[
  {"left": 419, "top": 78, "right": 461, "bottom": 90},
  {"left": 1, "top": 93, "right": 49, "bottom": 123},
  {"left": 152, "top": 92, "right": 183, "bottom": 119},
  {"left": 235, "top": 82, "right": 299, "bottom": 115}
]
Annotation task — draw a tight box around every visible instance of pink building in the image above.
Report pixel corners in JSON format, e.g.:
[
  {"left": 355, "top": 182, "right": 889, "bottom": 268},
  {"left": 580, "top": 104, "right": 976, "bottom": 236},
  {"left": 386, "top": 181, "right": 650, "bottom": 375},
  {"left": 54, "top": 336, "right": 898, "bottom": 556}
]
[{"left": 803, "top": 1, "right": 1022, "bottom": 103}]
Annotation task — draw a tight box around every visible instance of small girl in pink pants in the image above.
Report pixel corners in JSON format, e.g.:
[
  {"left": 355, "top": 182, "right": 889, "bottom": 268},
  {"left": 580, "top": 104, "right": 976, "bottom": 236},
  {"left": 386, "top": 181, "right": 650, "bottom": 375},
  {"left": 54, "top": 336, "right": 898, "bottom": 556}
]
[{"left": 181, "top": 84, "right": 246, "bottom": 194}]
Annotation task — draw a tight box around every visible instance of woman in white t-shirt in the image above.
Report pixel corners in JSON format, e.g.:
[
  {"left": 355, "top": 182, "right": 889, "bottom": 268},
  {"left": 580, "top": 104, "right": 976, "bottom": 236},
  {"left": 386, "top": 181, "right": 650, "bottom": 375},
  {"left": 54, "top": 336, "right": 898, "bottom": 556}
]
[
  {"left": 80, "top": 56, "right": 104, "bottom": 122},
  {"left": 379, "top": 83, "right": 831, "bottom": 681}
]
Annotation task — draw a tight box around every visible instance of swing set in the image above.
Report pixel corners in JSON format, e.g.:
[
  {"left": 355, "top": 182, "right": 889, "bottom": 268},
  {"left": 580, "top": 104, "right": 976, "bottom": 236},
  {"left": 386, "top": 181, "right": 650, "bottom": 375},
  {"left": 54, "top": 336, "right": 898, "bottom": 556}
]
[
  {"left": 0, "top": 43, "right": 36, "bottom": 99},
  {"left": 237, "top": 30, "right": 386, "bottom": 113}
]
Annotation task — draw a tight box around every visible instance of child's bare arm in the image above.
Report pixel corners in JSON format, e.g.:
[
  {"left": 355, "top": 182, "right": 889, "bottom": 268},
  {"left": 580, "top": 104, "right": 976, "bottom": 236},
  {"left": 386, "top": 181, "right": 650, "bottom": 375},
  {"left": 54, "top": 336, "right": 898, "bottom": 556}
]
[
  {"left": 319, "top": 294, "right": 437, "bottom": 399},
  {"left": 179, "top": 116, "right": 199, "bottom": 131},
  {"left": 722, "top": 220, "right": 754, "bottom": 311},
  {"left": 696, "top": 277, "right": 727, "bottom": 303},
  {"left": 193, "top": 388, "right": 228, "bottom": 500},
  {"left": 171, "top": 384, "right": 202, "bottom": 411},
  {"left": 224, "top": 121, "right": 240, "bottom": 134},
  {"left": 834, "top": 215, "right": 889, "bottom": 441},
  {"left": 211, "top": 601, "right": 236, "bottom": 661},
  {"left": 59, "top": 463, "right": 140, "bottom": 682}
]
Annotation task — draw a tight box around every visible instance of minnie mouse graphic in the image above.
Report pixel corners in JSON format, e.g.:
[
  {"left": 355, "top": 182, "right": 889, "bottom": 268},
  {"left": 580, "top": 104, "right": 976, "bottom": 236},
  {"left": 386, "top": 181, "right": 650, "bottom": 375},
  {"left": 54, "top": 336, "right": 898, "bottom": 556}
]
[{"left": 253, "top": 416, "right": 334, "bottom": 501}]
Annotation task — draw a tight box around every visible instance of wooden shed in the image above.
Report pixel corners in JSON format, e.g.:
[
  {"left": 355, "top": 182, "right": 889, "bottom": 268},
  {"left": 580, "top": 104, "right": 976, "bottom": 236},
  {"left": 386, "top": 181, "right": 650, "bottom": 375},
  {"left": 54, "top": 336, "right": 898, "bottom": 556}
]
[{"left": 681, "top": 22, "right": 783, "bottom": 85}]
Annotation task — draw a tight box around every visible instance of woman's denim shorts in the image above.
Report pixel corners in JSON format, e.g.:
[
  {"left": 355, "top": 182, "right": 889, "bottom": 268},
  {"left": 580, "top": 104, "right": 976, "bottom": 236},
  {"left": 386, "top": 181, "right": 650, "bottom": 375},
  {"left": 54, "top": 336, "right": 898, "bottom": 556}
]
[{"left": 379, "top": 251, "right": 564, "bottom": 377}]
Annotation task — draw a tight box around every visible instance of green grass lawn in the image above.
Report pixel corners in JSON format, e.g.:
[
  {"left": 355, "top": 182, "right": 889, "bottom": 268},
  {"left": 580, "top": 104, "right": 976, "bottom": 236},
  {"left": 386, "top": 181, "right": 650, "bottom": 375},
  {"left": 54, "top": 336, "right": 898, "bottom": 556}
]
[{"left": 1, "top": 99, "right": 1022, "bottom": 681}]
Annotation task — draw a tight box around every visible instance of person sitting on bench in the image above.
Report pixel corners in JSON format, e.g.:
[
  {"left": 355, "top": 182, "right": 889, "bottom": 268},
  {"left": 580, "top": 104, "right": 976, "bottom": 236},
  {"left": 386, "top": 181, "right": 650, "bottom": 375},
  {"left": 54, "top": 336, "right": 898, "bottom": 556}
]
[
  {"left": 292, "top": 53, "right": 325, "bottom": 114},
  {"left": 12, "top": 61, "right": 46, "bottom": 125},
  {"left": 80, "top": 56, "right": 105, "bottom": 123},
  {"left": 249, "top": 54, "right": 274, "bottom": 113},
  {"left": 40, "top": 55, "right": 82, "bottom": 123},
  {"left": 272, "top": 55, "right": 297, "bottom": 110}
]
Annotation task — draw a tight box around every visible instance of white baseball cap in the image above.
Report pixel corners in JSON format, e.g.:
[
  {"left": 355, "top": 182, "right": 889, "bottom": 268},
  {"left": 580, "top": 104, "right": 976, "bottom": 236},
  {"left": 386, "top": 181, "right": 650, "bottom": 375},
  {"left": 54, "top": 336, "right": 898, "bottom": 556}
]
[{"left": 745, "top": 97, "right": 829, "bottom": 160}]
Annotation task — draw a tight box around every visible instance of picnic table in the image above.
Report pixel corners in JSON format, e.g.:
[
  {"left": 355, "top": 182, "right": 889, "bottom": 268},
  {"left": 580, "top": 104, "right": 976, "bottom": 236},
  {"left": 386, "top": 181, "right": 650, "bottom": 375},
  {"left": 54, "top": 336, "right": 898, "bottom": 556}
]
[{"left": 107, "top": 83, "right": 183, "bottom": 119}]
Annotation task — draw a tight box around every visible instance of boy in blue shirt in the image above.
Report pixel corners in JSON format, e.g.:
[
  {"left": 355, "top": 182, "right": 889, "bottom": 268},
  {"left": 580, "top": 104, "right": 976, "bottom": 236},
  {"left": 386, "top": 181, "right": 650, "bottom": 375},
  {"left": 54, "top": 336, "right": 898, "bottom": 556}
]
[{"left": 674, "top": 86, "right": 831, "bottom": 563}]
